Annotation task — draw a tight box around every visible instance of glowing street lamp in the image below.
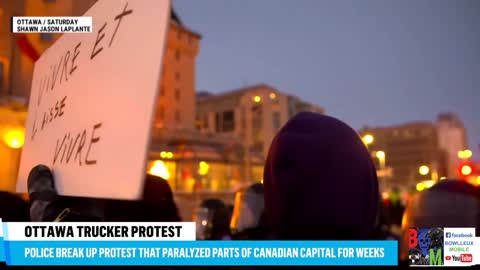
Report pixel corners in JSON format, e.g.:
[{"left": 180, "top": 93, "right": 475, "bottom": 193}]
[
  {"left": 362, "top": 134, "right": 374, "bottom": 146},
  {"left": 375, "top": 150, "right": 386, "bottom": 170},
  {"left": 253, "top": 96, "right": 261, "bottom": 103},
  {"left": 458, "top": 149, "right": 473, "bottom": 160},
  {"left": 198, "top": 161, "right": 209, "bottom": 176},
  {"left": 3, "top": 128, "right": 25, "bottom": 149},
  {"left": 148, "top": 160, "right": 170, "bottom": 180},
  {"left": 160, "top": 151, "right": 174, "bottom": 159},
  {"left": 419, "top": 165, "right": 430, "bottom": 176},
  {"left": 460, "top": 164, "right": 473, "bottom": 176},
  {"left": 416, "top": 182, "right": 425, "bottom": 191}
]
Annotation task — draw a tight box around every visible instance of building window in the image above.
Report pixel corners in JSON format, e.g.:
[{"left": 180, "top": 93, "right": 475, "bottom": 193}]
[
  {"left": 195, "top": 118, "right": 202, "bottom": 130},
  {"left": 158, "top": 106, "right": 165, "bottom": 120},
  {"left": 222, "top": 111, "right": 235, "bottom": 132},
  {"left": 175, "top": 50, "right": 181, "bottom": 61},
  {"left": 203, "top": 114, "right": 209, "bottom": 129},
  {"left": 175, "top": 88, "right": 180, "bottom": 101},
  {"left": 175, "top": 110, "right": 181, "bottom": 123},
  {"left": 160, "top": 85, "right": 165, "bottom": 96},
  {"left": 40, "top": 33, "right": 53, "bottom": 42},
  {"left": 0, "top": 62, "right": 4, "bottom": 91},
  {"left": 188, "top": 36, "right": 193, "bottom": 45},
  {"left": 215, "top": 112, "right": 221, "bottom": 132},
  {"left": 43, "top": 0, "right": 56, "bottom": 3},
  {"left": 241, "top": 108, "right": 246, "bottom": 130},
  {"left": 175, "top": 71, "right": 181, "bottom": 81},
  {"left": 177, "top": 30, "right": 182, "bottom": 40},
  {"left": 252, "top": 105, "right": 263, "bottom": 129},
  {"left": 272, "top": 111, "right": 281, "bottom": 129}
]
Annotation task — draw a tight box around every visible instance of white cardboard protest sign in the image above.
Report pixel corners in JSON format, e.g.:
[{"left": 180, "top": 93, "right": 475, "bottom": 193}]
[{"left": 17, "top": 0, "right": 170, "bottom": 199}]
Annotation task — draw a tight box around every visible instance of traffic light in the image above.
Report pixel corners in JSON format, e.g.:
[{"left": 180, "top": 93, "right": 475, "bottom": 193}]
[{"left": 458, "top": 163, "right": 475, "bottom": 178}]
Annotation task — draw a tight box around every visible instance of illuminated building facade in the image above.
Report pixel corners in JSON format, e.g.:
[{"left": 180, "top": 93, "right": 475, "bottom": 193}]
[
  {"left": 196, "top": 84, "right": 324, "bottom": 159},
  {"left": 360, "top": 121, "right": 449, "bottom": 190}
]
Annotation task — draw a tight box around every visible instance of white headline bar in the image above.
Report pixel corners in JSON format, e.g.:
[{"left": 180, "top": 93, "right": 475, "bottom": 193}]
[
  {"left": 4, "top": 222, "right": 195, "bottom": 241},
  {"left": 12, "top": 16, "right": 92, "bottom": 33}
]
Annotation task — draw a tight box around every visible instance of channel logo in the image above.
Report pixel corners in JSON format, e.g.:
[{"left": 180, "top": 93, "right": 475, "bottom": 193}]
[
  {"left": 408, "top": 227, "right": 444, "bottom": 266},
  {"left": 446, "top": 232, "right": 473, "bottom": 238},
  {"left": 451, "top": 254, "right": 472, "bottom": 263},
  {"left": 444, "top": 228, "right": 477, "bottom": 266}
]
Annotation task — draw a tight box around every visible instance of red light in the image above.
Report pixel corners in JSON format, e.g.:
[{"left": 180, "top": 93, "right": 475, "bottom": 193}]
[
  {"left": 461, "top": 165, "right": 473, "bottom": 176},
  {"left": 458, "top": 162, "right": 475, "bottom": 177}
]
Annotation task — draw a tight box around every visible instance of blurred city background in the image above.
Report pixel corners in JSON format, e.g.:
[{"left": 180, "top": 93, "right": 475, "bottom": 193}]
[{"left": 0, "top": 0, "right": 478, "bottom": 220}]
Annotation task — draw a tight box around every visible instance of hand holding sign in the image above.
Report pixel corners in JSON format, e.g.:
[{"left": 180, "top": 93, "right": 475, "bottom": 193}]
[{"left": 17, "top": 0, "right": 171, "bottom": 200}]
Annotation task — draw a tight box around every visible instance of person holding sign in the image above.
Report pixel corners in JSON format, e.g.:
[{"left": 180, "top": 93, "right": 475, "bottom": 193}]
[{"left": 27, "top": 164, "right": 181, "bottom": 223}]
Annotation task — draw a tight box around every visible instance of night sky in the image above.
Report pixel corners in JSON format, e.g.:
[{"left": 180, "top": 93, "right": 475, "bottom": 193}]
[{"left": 174, "top": 0, "right": 480, "bottom": 158}]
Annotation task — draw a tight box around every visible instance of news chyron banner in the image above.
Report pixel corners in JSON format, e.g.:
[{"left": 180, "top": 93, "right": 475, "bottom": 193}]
[
  {"left": 0, "top": 221, "right": 398, "bottom": 266},
  {"left": 0, "top": 219, "right": 4, "bottom": 262},
  {"left": 409, "top": 227, "right": 480, "bottom": 267}
]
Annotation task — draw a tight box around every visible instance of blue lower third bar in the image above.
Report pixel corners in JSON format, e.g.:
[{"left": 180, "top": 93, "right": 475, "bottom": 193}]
[
  {"left": 0, "top": 237, "right": 4, "bottom": 262},
  {"left": 5, "top": 240, "right": 398, "bottom": 266}
]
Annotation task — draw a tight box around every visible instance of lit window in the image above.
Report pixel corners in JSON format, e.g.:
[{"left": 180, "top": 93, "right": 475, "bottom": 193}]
[{"left": 175, "top": 88, "right": 180, "bottom": 101}]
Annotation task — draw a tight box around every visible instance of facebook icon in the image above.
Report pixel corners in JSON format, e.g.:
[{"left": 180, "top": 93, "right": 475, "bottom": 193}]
[{"left": 446, "top": 232, "right": 451, "bottom": 238}]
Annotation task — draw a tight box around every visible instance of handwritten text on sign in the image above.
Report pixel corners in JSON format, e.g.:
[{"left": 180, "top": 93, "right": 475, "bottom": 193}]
[{"left": 17, "top": 0, "right": 171, "bottom": 199}]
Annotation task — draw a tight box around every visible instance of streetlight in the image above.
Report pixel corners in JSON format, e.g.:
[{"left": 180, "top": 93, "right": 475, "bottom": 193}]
[
  {"left": 418, "top": 164, "right": 439, "bottom": 181},
  {"left": 3, "top": 128, "right": 25, "bottom": 149},
  {"left": 148, "top": 160, "right": 170, "bottom": 180},
  {"left": 416, "top": 182, "right": 425, "bottom": 191},
  {"left": 418, "top": 165, "right": 430, "bottom": 176},
  {"left": 198, "top": 161, "right": 209, "bottom": 176},
  {"left": 458, "top": 149, "right": 473, "bottom": 160},
  {"left": 375, "top": 150, "right": 386, "bottom": 170},
  {"left": 362, "top": 134, "right": 374, "bottom": 146},
  {"left": 160, "top": 151, "right": 174, "bottom": 159},
  {"left": 460, "top": 164, "right": 473, "bottom": 176}
]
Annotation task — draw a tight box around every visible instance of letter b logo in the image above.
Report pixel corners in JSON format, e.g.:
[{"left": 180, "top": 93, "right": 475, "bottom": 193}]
[{"left": 409, "top": 228, "right": 418, "bottom": 248}]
